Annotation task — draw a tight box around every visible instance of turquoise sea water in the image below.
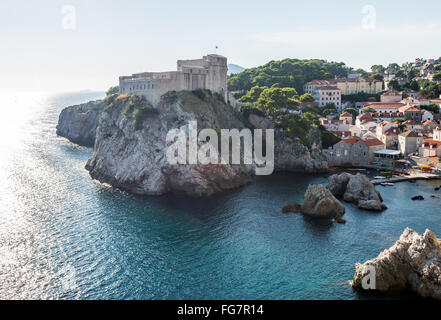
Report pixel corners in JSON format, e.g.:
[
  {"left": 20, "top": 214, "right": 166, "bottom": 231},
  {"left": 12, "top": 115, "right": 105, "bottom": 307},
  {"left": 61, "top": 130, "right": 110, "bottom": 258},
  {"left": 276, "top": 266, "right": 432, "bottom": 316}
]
[{"left": 0, "top": 91, "right": 440, "bottom": 300}]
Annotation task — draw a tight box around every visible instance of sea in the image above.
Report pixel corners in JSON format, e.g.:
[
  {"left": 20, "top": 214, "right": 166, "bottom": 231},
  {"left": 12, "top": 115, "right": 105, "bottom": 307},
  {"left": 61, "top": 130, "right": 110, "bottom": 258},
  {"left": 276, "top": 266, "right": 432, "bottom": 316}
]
[{"left": 0, "top": 91, "right": 440, "bottom": 300}]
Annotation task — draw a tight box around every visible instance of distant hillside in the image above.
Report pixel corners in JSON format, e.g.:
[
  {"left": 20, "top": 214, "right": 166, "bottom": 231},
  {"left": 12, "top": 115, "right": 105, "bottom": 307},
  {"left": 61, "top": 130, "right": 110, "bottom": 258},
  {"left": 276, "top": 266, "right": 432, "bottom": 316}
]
[
  {"left": 228, "top": 64, "right": 245, "bottom": 76},
  {"left": 227, "top": 59, "right": 350, "bottom": 95}
]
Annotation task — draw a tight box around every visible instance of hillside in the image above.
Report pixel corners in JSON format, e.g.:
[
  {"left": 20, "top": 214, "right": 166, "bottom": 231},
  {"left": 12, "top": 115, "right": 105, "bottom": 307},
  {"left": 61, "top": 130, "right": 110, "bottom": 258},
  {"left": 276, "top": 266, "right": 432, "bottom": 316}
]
[{"left": 227, "top": 58, "right": 350, "bottom": 96}]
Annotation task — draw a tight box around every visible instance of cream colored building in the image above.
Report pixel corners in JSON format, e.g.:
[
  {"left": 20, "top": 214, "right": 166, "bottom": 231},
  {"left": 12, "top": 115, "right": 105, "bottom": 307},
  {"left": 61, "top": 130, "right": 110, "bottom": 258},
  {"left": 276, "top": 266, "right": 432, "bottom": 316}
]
[
  {"left": 329, "top": 78, "right": 383, "bottom": 95},
  {"left": 399, "top": 130, "right": 423, "bottom": 156},
  {"left": 119, "top": 54, "right": 228, "bottom": 107}
]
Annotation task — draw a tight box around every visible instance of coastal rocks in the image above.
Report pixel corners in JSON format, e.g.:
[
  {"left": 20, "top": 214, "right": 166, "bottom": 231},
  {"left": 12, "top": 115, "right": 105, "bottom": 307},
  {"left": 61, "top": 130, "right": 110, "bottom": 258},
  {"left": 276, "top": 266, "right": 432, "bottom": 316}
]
[
  {"left": 85, "top": 92, "right": 252, "bottom": 197},
  {"left": 300, "top": 184, "right": 345, "bottom": 219},
  {"left": 343, "top": 173, "right": 383, "bottom": 204},
  {"left": 352, "top": 228, "right": 441, "bottom": 300},
  {"left": 282, "top": 203, "right": 301, "bottom": 214},
  {"left": 327, "top": 172, "right": 352, "bottom": 198},
  {"left": 412, "top": 195, "right": 425, "bottom": 201},
  {"left": 56, "top": 99, "right": 105, "bottom": 147},
  {"left": 327, "top": 173, "right": 386, "bottom": 212},
  {"left": 357, "top": 200, "right": 387, "bottom": 212},
  {"left": 247, "top": 114, "right": 329, "bottom": 173},
  {"left": 274, "top": 136, "right": 329, "bottom": 173}
]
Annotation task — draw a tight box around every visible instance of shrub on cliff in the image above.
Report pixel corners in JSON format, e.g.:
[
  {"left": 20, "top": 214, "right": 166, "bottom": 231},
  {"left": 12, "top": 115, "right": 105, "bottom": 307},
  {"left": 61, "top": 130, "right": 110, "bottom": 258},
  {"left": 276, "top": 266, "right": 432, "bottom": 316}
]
[
  {"left": 133, "top": 105, "right": 159, "bottom": 130},
  {"left": 106, "top": 86, "right": 119, "bottom": 96}
]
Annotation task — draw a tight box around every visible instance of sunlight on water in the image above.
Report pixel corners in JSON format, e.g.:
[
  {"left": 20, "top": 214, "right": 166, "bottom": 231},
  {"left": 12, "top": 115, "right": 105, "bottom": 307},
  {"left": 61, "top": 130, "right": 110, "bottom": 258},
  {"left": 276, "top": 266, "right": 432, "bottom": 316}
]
[{"left": 0, "top": 91, "right": 439, "bottom": 300}]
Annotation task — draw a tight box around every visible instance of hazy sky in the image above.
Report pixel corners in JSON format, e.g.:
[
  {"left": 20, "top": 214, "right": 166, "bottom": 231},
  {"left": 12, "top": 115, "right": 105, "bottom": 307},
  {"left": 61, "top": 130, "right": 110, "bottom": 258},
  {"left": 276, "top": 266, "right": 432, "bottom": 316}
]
[{"left": 1, "top": 0, "right": 441, "bottom": 92}]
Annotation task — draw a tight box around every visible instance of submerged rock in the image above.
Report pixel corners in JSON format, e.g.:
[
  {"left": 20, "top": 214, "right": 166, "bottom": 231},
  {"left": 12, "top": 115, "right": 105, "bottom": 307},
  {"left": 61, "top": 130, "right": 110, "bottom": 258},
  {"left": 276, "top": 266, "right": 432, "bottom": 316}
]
[
  {"left": 352, "top": 228, "right": 441, "bottom": 300},
  {"left": 357, "top": 200, "right": 387, "bottom": 212},
  {"left": 56, "top": 100, "right": 105, "bottom": 147},
  {"left": 300, "top": 184, "right": 345, "bottom": 219},
  {"left": 282, "top": 203, "right": 301, "bottom": 214}
]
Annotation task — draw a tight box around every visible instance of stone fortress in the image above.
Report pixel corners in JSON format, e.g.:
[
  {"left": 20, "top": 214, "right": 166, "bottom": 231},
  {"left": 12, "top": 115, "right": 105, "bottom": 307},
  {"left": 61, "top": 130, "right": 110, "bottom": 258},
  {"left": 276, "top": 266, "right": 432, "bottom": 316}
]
[{"left": 119, "top": 54, "right": 228, "bottom": 107}]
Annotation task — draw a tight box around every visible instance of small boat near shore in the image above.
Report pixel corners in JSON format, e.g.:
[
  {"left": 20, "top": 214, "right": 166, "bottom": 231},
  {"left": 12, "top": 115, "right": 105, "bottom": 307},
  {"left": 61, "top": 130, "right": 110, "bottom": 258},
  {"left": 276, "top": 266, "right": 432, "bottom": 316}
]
[{"left": 381, "top": 182, "right": 395, "bottom": 186}]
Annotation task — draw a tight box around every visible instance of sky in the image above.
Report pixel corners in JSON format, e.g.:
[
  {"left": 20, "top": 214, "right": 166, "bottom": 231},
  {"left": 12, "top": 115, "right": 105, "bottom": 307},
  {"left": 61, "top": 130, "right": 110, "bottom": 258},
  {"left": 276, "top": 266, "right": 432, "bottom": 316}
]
[{"left": 1, "top": 0, "right": 441, "bottom": 92}]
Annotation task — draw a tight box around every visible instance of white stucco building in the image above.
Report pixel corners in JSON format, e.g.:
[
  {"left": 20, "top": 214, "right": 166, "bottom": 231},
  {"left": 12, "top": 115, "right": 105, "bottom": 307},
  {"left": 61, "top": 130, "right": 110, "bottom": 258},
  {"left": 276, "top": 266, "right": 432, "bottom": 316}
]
[
  {"left": 119, "top": 54, "right": 228, "bottom": 107},
  {"left": 317, "top": 86, "right": 342, "bottom": 108}
]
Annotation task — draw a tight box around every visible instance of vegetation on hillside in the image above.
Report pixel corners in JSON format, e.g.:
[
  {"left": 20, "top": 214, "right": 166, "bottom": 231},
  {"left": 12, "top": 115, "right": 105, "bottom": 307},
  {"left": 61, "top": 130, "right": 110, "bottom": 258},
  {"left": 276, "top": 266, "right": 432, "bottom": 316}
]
[
  {"left": 106, "top": 86, "right": 119, "bottom": 96},
  {"left": 238, "top": 85, "right": 340, "bottom": 147},
  {"left": 228, "top": 59, "right": 350, "bottom": 97}
]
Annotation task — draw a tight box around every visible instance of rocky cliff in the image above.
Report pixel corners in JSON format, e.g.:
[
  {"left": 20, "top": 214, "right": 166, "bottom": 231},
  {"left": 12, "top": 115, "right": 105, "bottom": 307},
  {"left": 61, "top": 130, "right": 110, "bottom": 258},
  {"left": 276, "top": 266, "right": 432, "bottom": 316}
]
[
  {"left": 58, "top": 90, "right": 329, "bottom": 197},
  {"left": 352, "top": 228, "right": 441, "bottom": 299},
  {"left": 56, "top": 100, "right": 105, "bottom": 147}
]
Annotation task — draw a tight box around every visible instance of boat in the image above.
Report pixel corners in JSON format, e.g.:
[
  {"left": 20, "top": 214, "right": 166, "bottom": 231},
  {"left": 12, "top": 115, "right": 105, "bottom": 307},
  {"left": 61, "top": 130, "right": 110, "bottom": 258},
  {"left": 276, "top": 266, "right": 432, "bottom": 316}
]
[
  {"left": 381, "top": 183, "right": 395, "bottom": 186},
  {"left": 374, "top": 176, "right": 386, "bottom": 179}
]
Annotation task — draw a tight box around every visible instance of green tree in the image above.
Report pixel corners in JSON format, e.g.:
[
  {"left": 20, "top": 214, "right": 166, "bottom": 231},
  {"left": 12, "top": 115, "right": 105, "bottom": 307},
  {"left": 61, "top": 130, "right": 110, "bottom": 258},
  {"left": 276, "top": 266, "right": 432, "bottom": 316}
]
[
  {"left": 433, "top": 72, "right": 441, "bottom": 82},
  {"left": 343, "top": 108, "right": 358, "bottom": 118},
  {"left": 238, "top": 86, "right": 268, "bottom": 103},
  {"left": 370, "top": 73, "right": 384, "bottom": 81},
  {"left": 388, "top": 79, "right": 401, "bottom": 91},
  {"left": 106, "top": 86, "right": 119, "bottom": 96},
  {"left": 421, "top": 104, "right": 439, "bottom": 114},
  {"left": 228, "top": 58, "right": 350, "bottom": 95},
  {"left": 362, "top": 107, "right": 377, "bottom": 113},
  {"left": 255, "top": 87, "right": 300, "bottom": 120},
  {"left": 387, "top": 63, "right": 400, "bottom": 71},
  {"left": 371, "top": 65, "right": 385, "bottom": 73},
  {"left": 299, "top": 93, "right": 314, "bottom": 103}
]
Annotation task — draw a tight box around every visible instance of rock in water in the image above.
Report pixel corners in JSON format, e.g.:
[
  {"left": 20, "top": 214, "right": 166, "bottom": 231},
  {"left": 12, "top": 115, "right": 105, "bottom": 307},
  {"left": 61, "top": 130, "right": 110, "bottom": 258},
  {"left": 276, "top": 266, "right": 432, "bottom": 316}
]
[
  {"left": 56, "top": 100, "right": 105, "bottom": 147},
  {"left": 85, "top": 92, "right": 252, "bottom": 197},
  {"left": 352, "top": 228, "right": 441, "bottom": 300},
  {"left": 343, "top": 173, "right": 383, "bottom": 203},
  {"left": 282, "top": 203, "right": 301, "bottom": 214},
  {"left": 357, "top": 200, "right": 388, "bottom": 212},
  {"left": 412, "top": 195, "right": 424, "bottom": 201},
  {"left": 343, "top": 174, "right": 385, "bottom": 211},
  {"left": 301, "top": 184, "right": 345, "bottom": 219},
  {"left": 327, "top": 172, "right": 352, "bottom": 198},
  {"left": 326, "top": 173, "right": 386, "bottom": 212}
]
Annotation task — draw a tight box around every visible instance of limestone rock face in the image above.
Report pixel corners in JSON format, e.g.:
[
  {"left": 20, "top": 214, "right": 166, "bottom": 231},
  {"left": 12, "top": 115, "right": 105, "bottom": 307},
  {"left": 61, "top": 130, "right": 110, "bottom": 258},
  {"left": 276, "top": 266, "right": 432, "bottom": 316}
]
[
  {"left": 327, "top": 173, "right": 386, "bottom": 212},
  {"left": 344, "top": 173, "right": 383, "bottom": 204},
  {"left": 357, "top": 200, "right": 388, "bottom": 212},
  {"left": 301, "top": 184, "right": 345, "bottom": 219},
  {"left": 274, "top": 136, "right": 329, "bottom": 173},
  {"left": 327, "top": 172, "right": 352, "bottom": 198},
  {"left": 352, "top": 228, "right": 441, "bottom": 300},
  {"left": 58, "top": 91, "right": 331, "bottom": 197},
  {"left": 85, "top": 92, "right": 251, "bottom": 197},
  {"left": 248, "top": 114, "right": 329, "bottom": 173},
  {"left": 56, "top": 100, "right": 105, "bottom": 147}
]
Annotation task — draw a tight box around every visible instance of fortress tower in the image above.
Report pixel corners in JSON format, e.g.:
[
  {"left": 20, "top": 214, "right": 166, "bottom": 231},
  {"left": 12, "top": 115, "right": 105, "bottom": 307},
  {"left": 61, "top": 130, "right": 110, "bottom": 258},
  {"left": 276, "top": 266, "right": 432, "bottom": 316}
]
[{"left": 119, "top": 54, "right": 228, "bottom": 107}]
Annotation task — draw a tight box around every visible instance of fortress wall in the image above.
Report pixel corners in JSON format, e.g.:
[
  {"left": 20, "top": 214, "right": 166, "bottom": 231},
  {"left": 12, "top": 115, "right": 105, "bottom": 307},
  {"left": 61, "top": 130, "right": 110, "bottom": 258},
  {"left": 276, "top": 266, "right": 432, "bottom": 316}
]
[{"left": 119, "top": 54, "right": 228, "bottom": 107}]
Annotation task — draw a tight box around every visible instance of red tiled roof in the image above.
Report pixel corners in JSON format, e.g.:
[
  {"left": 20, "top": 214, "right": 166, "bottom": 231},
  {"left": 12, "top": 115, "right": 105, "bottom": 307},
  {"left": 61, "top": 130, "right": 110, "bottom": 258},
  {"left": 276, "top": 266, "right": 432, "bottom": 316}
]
[
  {"left": 318, "top": 86, "right": 340, "bottom": 91},
  {"left": 361, "top": 137, "right": 385, "bottom": 147},
  {"left": 342, "top": 137, "right": 362, "bottom": 145},
  {"left": 362, "top": 102, "right": 405, "bottom": 110},
  {"left": 357, "top": 113, "right": 374, "bottom": 120},
  {"left": 306, "top": 80, "right": 330, "bottom": 86}
]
